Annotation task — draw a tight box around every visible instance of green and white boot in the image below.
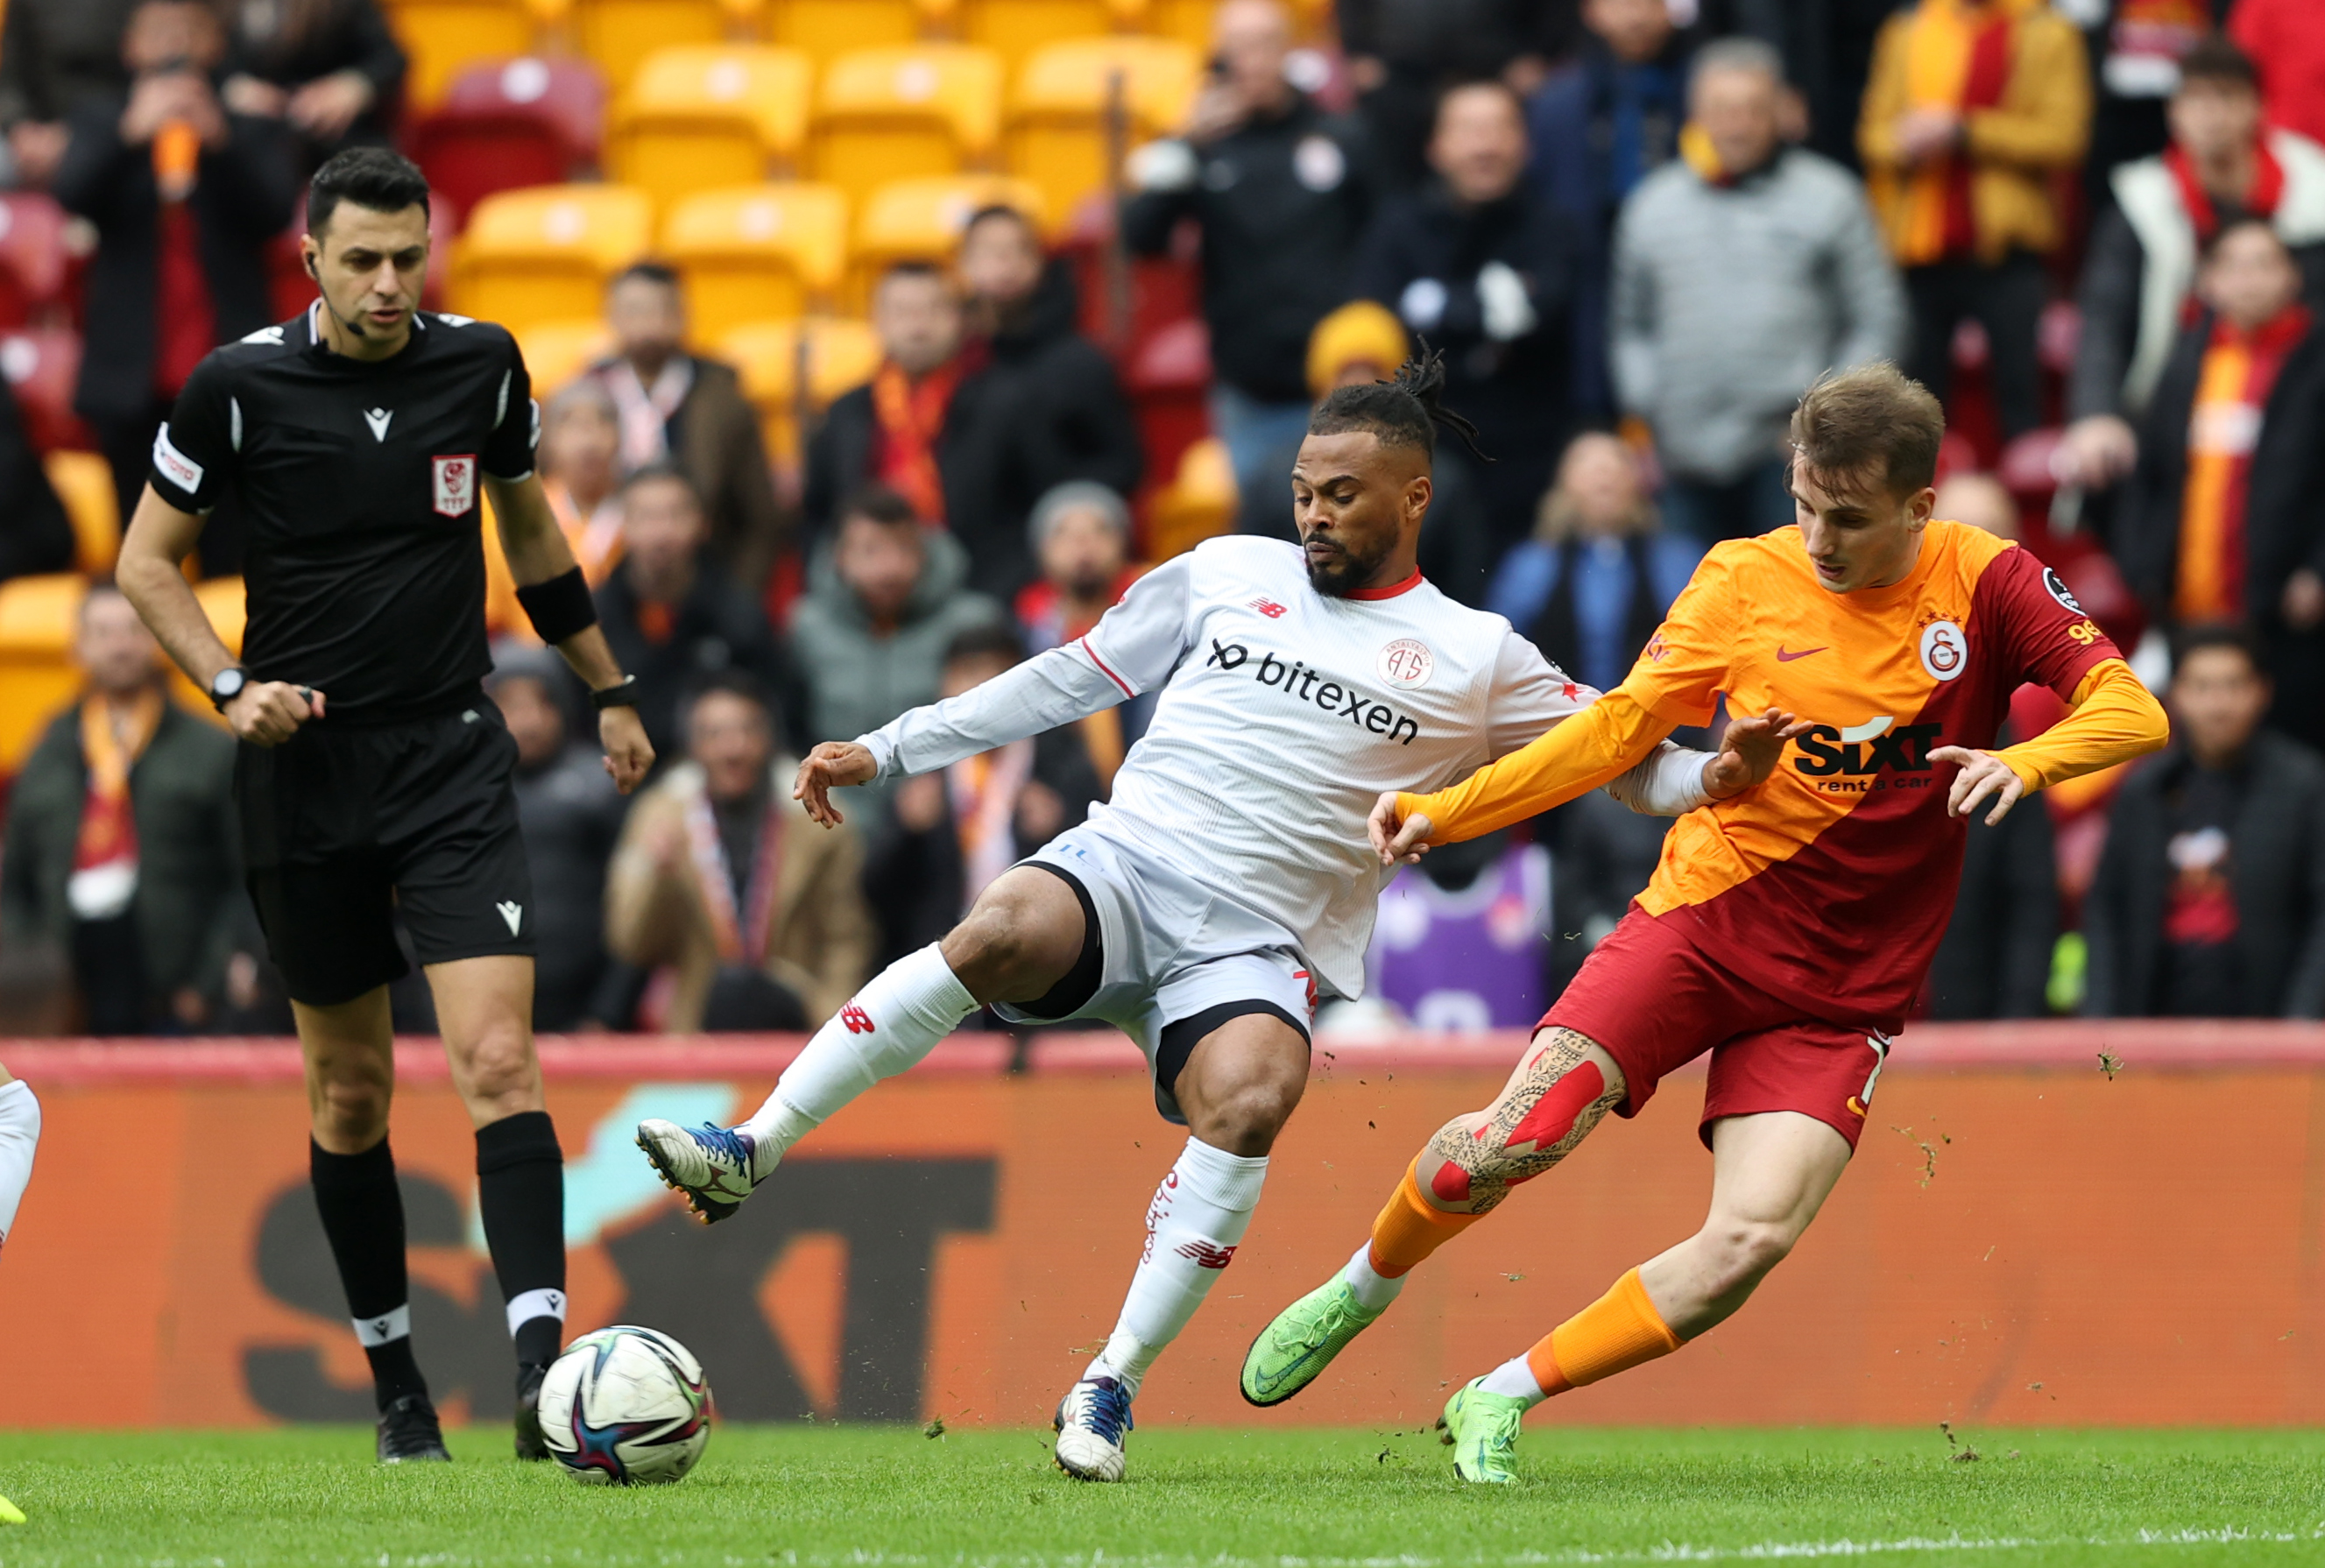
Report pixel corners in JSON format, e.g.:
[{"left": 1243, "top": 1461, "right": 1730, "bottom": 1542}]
[
  {"left": 1239, "top": 1275, "right": 1386, "bottom": 1407},
  {"left": 1437, "top": 1377, "right": 1526, "bottom": 1484}
]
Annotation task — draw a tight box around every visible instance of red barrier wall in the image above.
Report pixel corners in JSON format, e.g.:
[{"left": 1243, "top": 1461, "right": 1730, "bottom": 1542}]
[{"left": 2, "top": 1021, "right": 2321, "bottom": 1430}]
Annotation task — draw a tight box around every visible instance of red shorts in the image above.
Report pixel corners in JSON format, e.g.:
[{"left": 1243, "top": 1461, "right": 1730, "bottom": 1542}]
[{"left": 1542, "top": 906, "right": 1893, "bottom": 1151}]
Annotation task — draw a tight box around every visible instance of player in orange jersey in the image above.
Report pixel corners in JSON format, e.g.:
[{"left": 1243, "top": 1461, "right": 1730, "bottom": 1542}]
[{"left": 1238, "top": 364, "right": 2171, "bottom": 1480}]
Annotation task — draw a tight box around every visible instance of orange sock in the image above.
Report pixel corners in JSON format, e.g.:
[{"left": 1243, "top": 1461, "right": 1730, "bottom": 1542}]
[
  {"left": 1366, "top": 1158, "right": 1484, "bottom": 1278},
  {"left": 1523, "top": 1267, "right": 1682, "bottom": 1396}
]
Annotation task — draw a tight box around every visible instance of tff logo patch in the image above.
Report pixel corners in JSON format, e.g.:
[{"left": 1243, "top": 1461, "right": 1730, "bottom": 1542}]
[{"left": 433, "top": 454, "right": 477, "bottom": 518}]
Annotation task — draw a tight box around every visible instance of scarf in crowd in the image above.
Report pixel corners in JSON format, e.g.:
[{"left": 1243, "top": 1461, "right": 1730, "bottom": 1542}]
[
  {"left": 2166, "top": 138, "right": 2286, "bottom": 245},
  {"left": 1891, "top": 0, "right": 2030, "bottom": 266},
  {"left": 604, "top": 357, "right": 695, "bottom": 470},
  {"left": 948, "top": 741, "right": 1034, "bottom": 915},
  {"left": 872, "top": 357, "right": 965, "bottom": 525},
  {"left": 2177, "top": 303, "right": 2314, "bottom": 622},
  {"left": 543, "top": 477, "right": 626, "bottom": 585},
  {"left": 68, "top": 689, "right": 164, "bottom": 922},
  {"left": 682, "top": 783, "right": 785, "bottom": 964}
]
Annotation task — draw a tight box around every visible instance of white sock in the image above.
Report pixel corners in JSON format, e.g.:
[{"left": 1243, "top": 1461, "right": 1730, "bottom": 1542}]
[
  {"left": 1342, "top": 1241, "right": 1405, "bottom": 1312},
  {"left": 1085, "top": 1136, "right": 1269, "bottom": 1398},
  {"left": 1477, "top": 1353, "right": 1548, "bottom": 1405},
  {"left": 0, "top": 1080, "right": 40, "bottom": 1247},
  {"left": 740, "top": 944, "right": 977, "bottom": 1146}
]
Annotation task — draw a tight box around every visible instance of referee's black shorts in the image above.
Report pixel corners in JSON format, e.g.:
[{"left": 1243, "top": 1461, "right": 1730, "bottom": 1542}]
[{"left": 237, "top": 696, "right": 535, "bottom": 1006}]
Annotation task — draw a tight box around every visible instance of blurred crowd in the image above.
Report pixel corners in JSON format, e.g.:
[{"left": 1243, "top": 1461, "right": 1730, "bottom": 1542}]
[{"left": 3, "top": 0, "right": 2323, "bottom": 1034}]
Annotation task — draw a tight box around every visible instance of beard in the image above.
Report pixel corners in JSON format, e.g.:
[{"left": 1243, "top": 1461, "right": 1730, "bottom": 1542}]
[{"left": 1302, "top": 533, "right": 1393, "bottom": 597}]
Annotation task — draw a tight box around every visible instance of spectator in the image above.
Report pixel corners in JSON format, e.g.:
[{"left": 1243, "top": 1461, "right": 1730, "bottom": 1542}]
[
  {"left": 595, "top": 463, "right": 797, "bottom": 766},
  {"left": 1017, "top": 482, "right": 1148, "bottom": 784},
  {"left": 1728, "top": 0, "right": 1905, "bottom": 174},
  {"left": 0, "top": 0, "right": 140, "bottom": 187},
  {"left": 604, "top": 671, "right": 872, "bottom": 1032},
  {"left": 1337, "top": 0, "right": 1564, "bottom": 192},
  {"left": 2085, "top": 625, "right": 2325, "bottom": 1018},
  {"left": 590, "top": 262, "right": 784, "bottom": 595},
  {"left": 487, "top": 379, "right": 628, "bottom": 639},
  {"left": 1528, "top": 0, "right": 1701, "bottom": 420},
  {"left": 0, "top": 583, "right": 242, "bottom": 1034},
  {"left": 2074, "top": 0, "right": 2229, "bottom": 194},
  {"left": 53, "top": 0, "right": 297, "bottom": 540},
  {"left": 1859, "top": 0, "right": 2090, "bottom": 443},
  {"left": 1488, "top": 431, "right": 1699, "bottom": 694},
  {"left": 489, "top": 647, "right": 627, "bottom": 1032},
  {"left": 1355, "top": 79, "right": 1576, "bottom": 564},
  {"left": 1612, "top": 37, "right": 1905, "bottom": 544},
  {"left": 2116, "top": 218, "right": 2325, "bottom": 748},
  {"left": 2230, "top": 0, "right": 2325, "bottom": 149},
  {"left": 788, "top": 486, "right": 1005, "bottom": 748},
  {"left": 219, "top": 0, "right": 406, "bottom": 167},
  {"left": 0, "top": 375, "right": 74, "bottom": 584},
  {"left": 1924, "top": 470, "right": 2058, "bottom": 1019},
  {"left": 1361, "top": 832, "right": 1555, "bottom": 1029},
  {"left": 2061, "top": 35, "right": 2325, "bottom": 492},
  {"left": 1120, "top": 0, "right": 1374, "bottom": 508}
]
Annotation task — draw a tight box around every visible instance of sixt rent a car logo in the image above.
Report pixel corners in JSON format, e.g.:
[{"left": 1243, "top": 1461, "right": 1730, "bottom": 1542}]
[{"left": 1791, "top": 715, "right": 1945, "bottom": 786}]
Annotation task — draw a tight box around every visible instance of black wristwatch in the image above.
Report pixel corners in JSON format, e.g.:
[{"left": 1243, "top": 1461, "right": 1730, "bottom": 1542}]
[
  {"left": 590, "top": 675, "right": 640, "bottom": 711},
  {"left": 208, "top": 667, "right": 248, "bottom": 713}
]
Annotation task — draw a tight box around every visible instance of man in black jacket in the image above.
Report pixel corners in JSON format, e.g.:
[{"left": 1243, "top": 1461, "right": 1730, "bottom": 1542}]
[
  {"left": 1120, "top": 0, "right": 1373, "bottom": 509},
  {"left": 1336, "top": 0, "right": 1567, "bottom": 192},
  {"left": 53, "top": 0, "right": 298, "bottom": 557},
  {"left": 2086, "top": 625, "right": 2325, "bottom": 1019},
  {"left": 1354, "top": 79, "right": 1572, "bottom": 568}
]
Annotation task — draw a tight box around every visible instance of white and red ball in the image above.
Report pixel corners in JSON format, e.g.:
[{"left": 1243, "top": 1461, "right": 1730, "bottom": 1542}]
[{"left": 538, "top": 1325, "right": 712, "bottom": 1485}]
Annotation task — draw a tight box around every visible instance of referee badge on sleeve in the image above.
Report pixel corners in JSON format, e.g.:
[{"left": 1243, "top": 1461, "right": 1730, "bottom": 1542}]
[{"left": 433, "top": 454, "right": 477, "bottom": 518}]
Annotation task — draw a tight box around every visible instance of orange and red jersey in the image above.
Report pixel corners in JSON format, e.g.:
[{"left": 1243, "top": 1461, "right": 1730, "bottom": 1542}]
[{"left": 1408, "top": 520, "right": 2161, "bottom": 1031}]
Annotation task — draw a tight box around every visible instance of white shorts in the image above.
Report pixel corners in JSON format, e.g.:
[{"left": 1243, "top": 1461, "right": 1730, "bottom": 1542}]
[{"left": 993, "top": 825, "right": 1318, "bottom": 1122}]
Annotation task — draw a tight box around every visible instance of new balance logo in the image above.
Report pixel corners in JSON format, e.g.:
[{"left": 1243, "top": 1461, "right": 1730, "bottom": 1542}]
[
  {"left": 1175, "top": 1240, "right": 1237, "bottom": 1269},
  {"left": 841, "top": 1005, "right": 875, "bottom": 1035},
  {"left": 364, "top": 407, "right": 394, "bottom": 441},
  {"left": 496, "top": 901, "right": 522, "bottom": 935},
  {"left": 1248, "top": 597, "right": 1288, "bottom": 618}
]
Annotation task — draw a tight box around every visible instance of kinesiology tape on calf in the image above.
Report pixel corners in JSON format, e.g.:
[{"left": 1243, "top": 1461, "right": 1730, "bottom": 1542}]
[{"left": 1418, "top": 1035, "right": 1622, "bottom": 1216}]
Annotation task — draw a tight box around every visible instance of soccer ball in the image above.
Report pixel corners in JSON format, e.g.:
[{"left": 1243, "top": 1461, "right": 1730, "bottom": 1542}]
[{"left": 537, "top": 1325, "right": 712, "bottom": 1485}]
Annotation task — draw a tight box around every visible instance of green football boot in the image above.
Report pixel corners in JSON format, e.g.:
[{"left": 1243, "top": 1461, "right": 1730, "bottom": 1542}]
[
  {"left": 1239, "top": 1275, "right": 1385, "bottom": 1406},
  {"left": 1437, "top": 1377, "right": 1527, "bottom": 1484}
]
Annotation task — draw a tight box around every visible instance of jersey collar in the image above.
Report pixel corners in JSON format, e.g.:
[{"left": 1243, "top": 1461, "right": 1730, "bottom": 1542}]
[{"left": 1344, "top": 568, "right": 1424, "bottom": 602}]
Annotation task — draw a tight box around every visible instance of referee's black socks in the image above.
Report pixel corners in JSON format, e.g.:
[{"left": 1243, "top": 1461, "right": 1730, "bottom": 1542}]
[
  {"left": 309, "top": 1137, "right": 428, "bottom": 1412},
  {"left": 477, "top": 1111, "right": 568, "bottom": 1369}
]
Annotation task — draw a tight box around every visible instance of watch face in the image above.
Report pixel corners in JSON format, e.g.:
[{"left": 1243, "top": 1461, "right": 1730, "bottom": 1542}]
[{"left": 213, "top": 669, "right": 245, "bottom": 701}]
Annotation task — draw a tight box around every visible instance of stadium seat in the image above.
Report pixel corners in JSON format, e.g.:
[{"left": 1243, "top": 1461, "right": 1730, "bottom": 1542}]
[
  {"left": 452, "top": 185, "right": 654, "bottom": 337},
  {"left": 407, "top": 57, "right": 606, "bottom": 230},
  {"left": 1124, "top": 313, "right": 1209, "bottom": 510},
  {"left": 608, "top": 47, "right": 814, "bottom": 208},
  {"left": 663, "top": 184, "right": 848, "bottom": 339},
  {"left": 515, "top": 316, "right": 615, "bottom": 394},
  {"left": 0, "top": 573, "right": 84, "bottom": 772},
  {"left": 716, "top": 316, "right": 881, "bottom": 461},
  {"left": 379, "top": 0, "right": 539, "bottom": 107},
  {"left": 0, "top": 194, "right": 69, "bottom": 328},
  {"left": 811, "top": 45, "right": 1005, "bottom": 208},
  {"left": 765, "top": 0, "right": 923, "bottom": 67},
  {"left": 0, "top": 328, "right": 88, "bottom": 453},
  {"left": 1146, "top": 434, "right": 1233, "bottom": 561},
  {"left": 1145, "top": 0, "right": 1214, "bottom": 49},
  {"left": 959, "top": 0, "right": 1143, "bottom": 68},
  {"left": 562, "top": 0, "right": 748, "bottom": 93},
  {"left": 1007, "top": 37, "right": 1201, "bottom": 223},
  {"left": 850, "top": 173, "right": 1041, "bottom": 301},
  {"left": 44, "top": 449, "right": 117, "bottom": 576}
]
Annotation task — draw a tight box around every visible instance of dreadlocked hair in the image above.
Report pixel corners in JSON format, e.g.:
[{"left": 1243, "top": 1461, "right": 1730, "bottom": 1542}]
[{"left": 1306, "top": 347, "right": 1489, "bottom": 463}]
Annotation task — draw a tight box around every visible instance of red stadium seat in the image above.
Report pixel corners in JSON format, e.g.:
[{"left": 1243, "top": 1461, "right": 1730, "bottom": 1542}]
[
  {"left": 0, "top": 194, "right": 69, "bottom": 328},
  {"left": 408, "top": 57, "right": 606, "bottom": 231},
  {"left": 1124, "top": 314, "right": 1209, "bottom": 515},
  {"left": 0, "top": 328, "right": 89, "bottom": 452}
]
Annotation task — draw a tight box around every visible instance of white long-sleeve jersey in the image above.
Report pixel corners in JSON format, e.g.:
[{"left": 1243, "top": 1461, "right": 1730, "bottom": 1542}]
[{"left": 859, "top": 536, "right": 1712, "bottom": 999}]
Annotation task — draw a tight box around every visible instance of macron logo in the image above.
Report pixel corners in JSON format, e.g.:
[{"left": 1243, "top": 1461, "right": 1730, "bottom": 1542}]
[
  {"left": 1248, "top": 597, "right": 1288, "bottom": 619},
  {"left": 496, "top": 901, "right": 522, "bottom": 935},
  {"left": 364, "top": 407, "right": 394, "bottom": 441}
]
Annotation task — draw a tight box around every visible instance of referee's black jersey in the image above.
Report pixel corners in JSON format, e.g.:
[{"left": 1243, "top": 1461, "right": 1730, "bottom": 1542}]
[{"left": 149, "top": 303, "right": 539, "bottom": 724}]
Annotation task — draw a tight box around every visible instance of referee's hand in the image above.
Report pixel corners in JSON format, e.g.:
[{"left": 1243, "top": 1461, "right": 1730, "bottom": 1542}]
[
  {"left": 598, "top": 706, "right": 654, "bottom": 795},
  {"left": 225, "top": 682, "right": 322, "bottom": 746},
  {"left": 794, "top": 742, "right": 878, "bottom": 828}
]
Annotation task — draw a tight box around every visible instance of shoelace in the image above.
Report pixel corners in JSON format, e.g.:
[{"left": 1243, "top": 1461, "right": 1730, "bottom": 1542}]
[
  {"left": 1070, "top": 1379, "right": 1133, "bottom": 1444},
  {"left": 692, "top": 1122, "right": 753, "bottom": 1173}
]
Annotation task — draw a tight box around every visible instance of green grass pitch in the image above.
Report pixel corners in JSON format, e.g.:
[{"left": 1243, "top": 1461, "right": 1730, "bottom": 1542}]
[{"left": 0, "top": 1426, "right": 2319, "bottom": 1567}]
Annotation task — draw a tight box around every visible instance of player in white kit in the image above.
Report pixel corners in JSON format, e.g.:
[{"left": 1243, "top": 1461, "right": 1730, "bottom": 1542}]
[{"left": 636, "top": 357, "right": 1792, "bottom": 1480}]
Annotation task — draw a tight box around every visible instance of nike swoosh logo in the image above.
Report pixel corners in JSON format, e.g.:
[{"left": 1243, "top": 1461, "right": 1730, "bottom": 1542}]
[{"left": 1776, "top": 646, "right": 1829, "bottom": 661}]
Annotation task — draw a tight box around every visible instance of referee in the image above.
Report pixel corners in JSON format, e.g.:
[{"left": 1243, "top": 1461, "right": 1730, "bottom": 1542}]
[{"left": 117, "top": 148, "right": 654, "bottom": 1464}]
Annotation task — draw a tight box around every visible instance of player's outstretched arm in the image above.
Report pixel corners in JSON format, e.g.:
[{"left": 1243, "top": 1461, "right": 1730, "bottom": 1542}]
[
  {"left": 794, "top": 741, "right": 879, "bottom": 828},
  {"left": 117, "top": 485, "right": 320, "bottom": 745},
  {"left": 1933, "top": 657, "right": 2167, "bottom": 825}
]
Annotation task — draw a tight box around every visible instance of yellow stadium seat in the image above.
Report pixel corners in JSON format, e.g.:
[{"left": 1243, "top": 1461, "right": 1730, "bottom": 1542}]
[
  {"left": 765, "top": 0, "right": 924, "bottom": 67},
  {"left": 1007, "top": 37, "right": 1200, "bottom": 222},
  {"left": 1144, "top": 0, "right": 1212, "bottom": 50},
  {"left": 608, "top": 46, "right": 813, "bottom": 204},
  {"left": 1147, "top": 435, "right": 1233, "bottom": 561},
  {"left": 0, "top": 572, "right": 82, "bottom": 770},
  {"left": 850, "top": 173, "right": 1041, "bottom": 300},
  {"left": 515, "top": 316, "right": 616, "bottom": 392},
  {"left": 44, "top": 449, "right": 119, "bottom": 576},
  {"left": 717, "top": 316, "right": 882, "bottom": 462},
  {"left": 811, "top": 45, "right": 1004, "bottom": 207},
  {"left": 453, "top": 185, "right": 654, "bottom": 337},
  {"left": 663, "top": 183, "right": 849, "bottom": 339},
  {"left": 959, "top": 0, "right": 1143, "bottom": 69},
  {"left": 562, "top": 0, "right": 745, "bottom": 93},
  {"left": 382, "top": 0, "right": 539, "bottom": 107}
]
